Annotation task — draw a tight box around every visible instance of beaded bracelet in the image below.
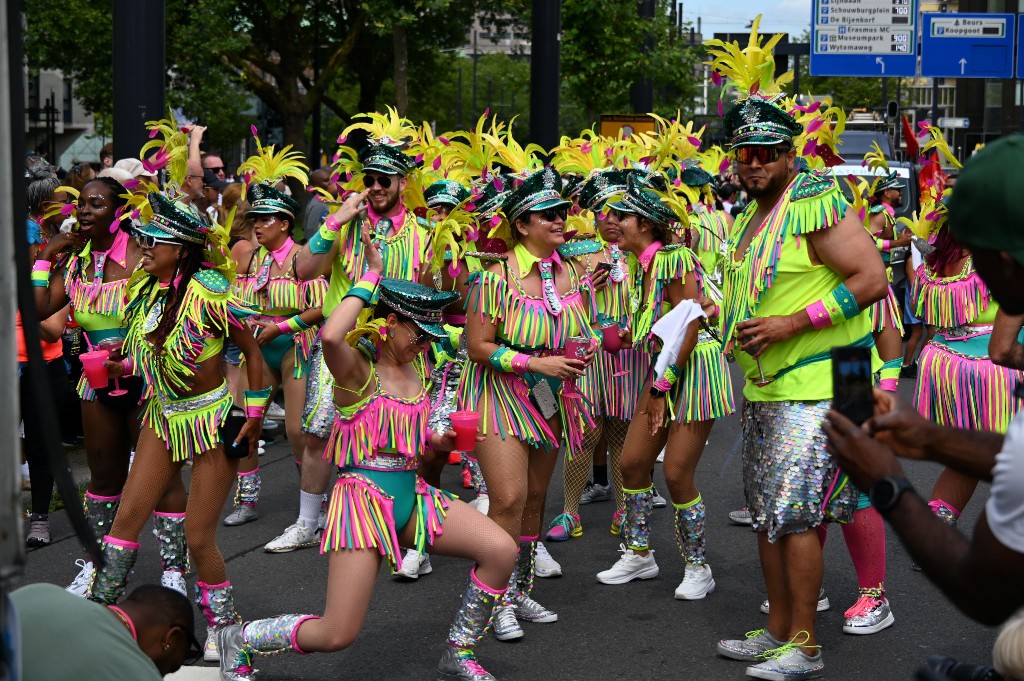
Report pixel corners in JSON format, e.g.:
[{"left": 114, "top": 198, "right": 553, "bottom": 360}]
[{"left": 804, "top": 282, "right": 860, "bottom": 330}]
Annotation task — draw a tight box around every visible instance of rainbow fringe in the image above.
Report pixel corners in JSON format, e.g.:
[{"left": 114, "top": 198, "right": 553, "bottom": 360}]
[
  {"left": 459, "top": 363, "right": 556, "bottom": 448},
  {"left": 914, "top": 338, "right": 1024, "bottom": 433},
  {"left": 326, "top": 395, "right": 430, "bottom": 468},
  {"left": 63, "top": 249, "right": 134, "bottom": 318},
  {"left": 338, "top": 213, "right": 427, "bottom": 283},
  {"left": 668, "top": 339, "right": 737, "bottom": 423},
  {"left": 142, "top": 385, "right": 233, "bottom": 461},
  {"left": 411, "top": 477, "right": 455, "bottom": 554},
  {"left": 579, "top": 348, "right": 651, "bottom": 420},
  {"left": 869, "top": 285, "right": 905, "bottom": 334},
  {"left": 633, "top": 246, "right": 697, "bottom": 346},
  {"left": 910, "top": 263, "right": 990, "bottom": 329}
]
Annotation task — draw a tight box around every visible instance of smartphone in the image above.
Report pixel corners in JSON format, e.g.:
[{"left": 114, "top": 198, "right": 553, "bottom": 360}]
[
  {"left": 831, "top": 345, "right": 874, "bottom": 425},
  {"left": 595, "top": 262, "right": 613, "bottom": 273}
]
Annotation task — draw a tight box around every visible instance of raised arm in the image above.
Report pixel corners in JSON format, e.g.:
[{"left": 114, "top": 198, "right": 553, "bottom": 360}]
[
  {"left": 295, "top": 190, "right": 367, "bottom": 281},
  {"left": 32, "top": 232, "right": 78, "bottom": 318}
]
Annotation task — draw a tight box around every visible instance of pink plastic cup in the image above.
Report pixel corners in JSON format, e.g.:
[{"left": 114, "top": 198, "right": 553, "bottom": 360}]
[
  {"left": 600, "top": 322, "right": 622, "bottom": 353},
  {"left": 449, "top": 410, "right": 481, "bottom": 452},
  {"left": 80, "top": 350, "right": 111, "bottom": 390},
  {"left": 563, "top": 335, "right": 591, "bottom": 361}
]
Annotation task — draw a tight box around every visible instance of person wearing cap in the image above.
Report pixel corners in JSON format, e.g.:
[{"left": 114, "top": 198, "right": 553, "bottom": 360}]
[
  {"left": 114, "top": 157, "right": 159, "bottom": 185},
  {"left": 277, "top": 134, "right": 429, "bottom": 556},
  {"left": 458, "top": 166, "right": 599, "bottom": 642},
  {"left": 712, "top": 93, "right": 887, "bottom": 678},
  {"left": 85, "top": 192, "right": 269, "bottom": 667},
  {"left": 824, "top": 134, "right": 1024, "bottom": 630},
  {"left": 594, "top": 171, "right": 734, "bottom": 601},
  {"left": 223, "top": 183, "right": 328, "bottom": 529},
  {"left": 32, "top": 175, "right": 190, "bottom": 599},
  {"left": 545, "top": 168, "right": 638, "bottom": 544},
  {"left": 217, "top": 224, "right": 517, "bottom": 681},
  {"left": 424, "top": 178, "right": 470, "bottom": 221}
]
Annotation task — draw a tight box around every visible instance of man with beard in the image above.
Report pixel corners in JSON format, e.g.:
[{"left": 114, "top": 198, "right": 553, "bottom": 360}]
[
  {"left": 261, "top": 141, "right": 429, "bottom": 553},
  {"left": 825, "top": 135, "right": 1024, "bottom": 630},
  {"left": 713, "top": 96, "right": 887, "bottom": 680}
]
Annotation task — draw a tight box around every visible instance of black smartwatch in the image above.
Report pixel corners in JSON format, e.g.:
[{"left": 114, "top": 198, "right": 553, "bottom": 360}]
[
  {"left": 869, "top": 476, "right": 914, "bottom": 514},
  {"left": 649, "top": 387, "right": 666, "bottom": 398}
]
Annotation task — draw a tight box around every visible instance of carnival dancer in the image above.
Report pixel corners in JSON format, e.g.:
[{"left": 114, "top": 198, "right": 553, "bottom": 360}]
[
  {"left": 32, "top": 176, "right": 190, "bottom": 596},
  {"left": 84, "top": 192, "right": 268, "bottom": 670},
  {"left": 708, "top": 21, "right": 888, "bottom": 679},
  {"left": 545, "top": 166, "right": 638, "bottom": 542},
  {"left": 459, "top": 162, "right": 598, "bottom": 642},
  {"left": 273, "top": 109, "right": 431, "bottom": 554},
  {"left": 907, "top": 156, "right": 1024, "bottom": 538},
  {"left": 224, "top": 148, "right": 327, "bottom": 527},
  {"left": 216, "top": 229, "right": 517, "bottom": 681},
  {"left": 594, "top": 169, "right": 735, "bottom": 599}
]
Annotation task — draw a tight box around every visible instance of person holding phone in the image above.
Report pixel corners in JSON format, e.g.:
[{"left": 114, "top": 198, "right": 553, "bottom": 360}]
[
  {"left": 546, "top": 167, "right": 639, "bottom": 544},
  {"left": 85, "top": 193, "right": 268, "bottom": 666},
  {"left": 707, "top": 50, "right": 887, "bottom": 676},
  {"left": 594, "top": 172, "right": 735, "bottom": 600},
  {"left": 459, "top": 165, "right": 599, "bottom": 643},
  {"left": 217, "top": 228, "right": 518, "bottom": 681},
  {"left": 278, "top": 114, "right": 431, "bottom": 556}
]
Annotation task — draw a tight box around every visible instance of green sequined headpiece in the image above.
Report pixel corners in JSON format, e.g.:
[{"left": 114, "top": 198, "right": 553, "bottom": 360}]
[
  {"left": 424, "top": 180, "right": 470, "bottom": 209},
  {"left": 578, "top": 169, "right": 631, "bottom": 212},
  {"left": 501, "top": 167, "right": 572, "bottom": 225},
  {"left": 359, "top": 142, "right": 419, "bottom": 176},
  {"left": 607, "top": 172, "right": 678, "bottom": 226},
  {"left": 246, "top": 182, "right": 301, "bottom": 219},
  {"left": 134, "top": 192, "right": 208, "bottom": 244},
  {"left": 874, "top": 171, "right": 905, "bottom": 193},
  {"left": 377, "top": 278, "right": 459, "bottom": 339},
  {"left": 724, "top": 97, "right": 804, "bottom": 149}
]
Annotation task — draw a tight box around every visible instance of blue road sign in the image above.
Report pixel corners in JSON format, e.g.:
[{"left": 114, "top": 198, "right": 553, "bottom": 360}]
[
  {"left": 1018, "top": 16, "right": 1024, "bottom": 77},
  {"left": 810, "top": 0, "right": 918, "bottom": 77},
  {"left": 921, "top": 13, "right": 1015, "bottom": 78}
]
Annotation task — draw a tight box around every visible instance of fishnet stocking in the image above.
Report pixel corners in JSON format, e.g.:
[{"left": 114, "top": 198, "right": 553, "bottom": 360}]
[
  {"left": 562, "top": 420, "right": 604, "bottom": 516},
  {"left": 81, "top": 398, "right": 140, "bottom": 496},
  {"left": 662, "top": 420, "right": 714, "bottom": 505},
  {"left": 604, "top": 418, "right": 629, "bottom": 511}
]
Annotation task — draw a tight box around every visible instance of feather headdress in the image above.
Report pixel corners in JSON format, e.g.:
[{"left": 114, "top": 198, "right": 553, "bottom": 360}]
[
  {"left": 704, "top": 15, "right": 794, "bottom": 104},
  {"left": 237, "top": 125, "right": 310, "bottom": 189},
  {"left": 139, "top": 111, "right": 190, "bottom": 191}
]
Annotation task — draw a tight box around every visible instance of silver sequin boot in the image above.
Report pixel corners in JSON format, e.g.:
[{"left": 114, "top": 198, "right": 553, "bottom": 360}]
[
  {"left": 218, "top": 614, "right": 317, "bottom": 681},
  {"left": 511, "top": 538, "right": 557, "bottom": 623},
  {"left": 86, "top": 536, "right": 138, "bottom": 604},
  {"left": 224, "top": 470, "right": 261, "bottom": 526},
  {"left": 438, "top": 568, "right": 505, "bottom": 680},
  {"left": 153, "top": 512, "right": 190, "bottom": 596},
  {"left": 197, "top": 580, "right": 242, "bottom": 663},
  {"left": 67, "top": 492, "right": 121, "bottom": 596}
]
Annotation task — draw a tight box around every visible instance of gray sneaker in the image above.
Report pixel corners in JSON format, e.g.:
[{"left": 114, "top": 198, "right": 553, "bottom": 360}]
[
  {"left": 842, "top": 594, "right": 894, "bottom": 635},
  {"left": 437, "top": 645, "right": 495, "bottom": 680},
  {"left": 26, "top": 514, "right": 50, "bottom": 547},
  {"left": 217, "top": 624, "right": 253, "bottom": 681},
  {"left": 492, "top": 605, "right": 523, "bottom": 641},
  {"left": 717, "top": 629, "right": 783, "bottom": 661},
  {"left": 728, "top": 508, "right": 753, "bottom": 525},
  {"left": 651, "top": 487, "right": 667, "bottom": 508},
  {"left": 224, "top": 505, "right": 258, "bottom": 526},
  {"left": 514, "top": 594, "right": 557, "bottom": 623},
  {"left": 761, "top": 587, "right": 830, "bottom": 615},
  {"left": 580, "top": 482, "right": 611, "bottom": 504},
  {"left": 746, "top": 647, "right": 824, "bottom": 680}
]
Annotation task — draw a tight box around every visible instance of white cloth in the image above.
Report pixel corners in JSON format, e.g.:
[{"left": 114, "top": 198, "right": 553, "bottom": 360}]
[
  {"left": 986, "top": 410, "right": 1024, "bottom": 553},
  {"left": 910, "top": 242, "right": 923, "bottom": 270},
  {"left": 651, "top": 299, "right": 706, "bottom": 380}
]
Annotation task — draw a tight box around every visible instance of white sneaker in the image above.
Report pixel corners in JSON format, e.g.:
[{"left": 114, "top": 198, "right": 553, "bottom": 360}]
[
  {"left": 674, "top": 563, "right": 716, "bottom": 600},
  {"left": 760, "top": 586, "right": 830, "bottom": 614},
  {"left": 651, "top": 487, "right": 667, "bottom": 508},
  {"left": 204, "top": 627, "right": 220, "bottom": 662},
  {"left": 266, "top": 402, "right": 286, "bottom": 419},
  {"left": 66, "top": 559, "right": 94, "bottom": 597},
  {"left": 264, "top": 520, "right": 321, "bottom": 553},
  {"left": 597, "top": 544, "right": 659, "bottom": 585},
  {"left": 468, "top": 493, "right": 490, "bottom": 515},
  {"left": 535, "top": 542, "right": 562, "bottom": 578},
  {"left": 161, "top": 570, "right": 188, "bottom": 597},
  {"left": 394, "top": 550, "right": 432, "bottom": 580},
  {"left": 492, "top": 605, "right": 524, "bottom": 641},
  {"left": 656, "top": 448, "right": 665, "bottom": 463}
]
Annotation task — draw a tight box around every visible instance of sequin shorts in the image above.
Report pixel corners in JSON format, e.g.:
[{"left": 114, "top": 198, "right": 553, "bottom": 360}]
[
  {"left": 741, "top": 400, "right": 857, "bottom": 542},
  {"left": 301, "top": 339, "right": 336, "bottom": 440}
]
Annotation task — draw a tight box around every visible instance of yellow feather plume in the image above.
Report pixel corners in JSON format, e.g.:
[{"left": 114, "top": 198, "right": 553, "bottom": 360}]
[
  {"left": 704, "top": 15, "right": 794, "bottom": 100},
  {"left": 920, "top": 125, "right": 963, "bottom": 170},
  {"left": 238, "top": 127, "right": 309, "bottom": 187},
  {"left": 140, "top": 111, "right": 190, "bottom": 189},
  {"left": 42, "top": 185, "right": 80, "bottom": 223},
  {"left": 485, "top": 117, "right": 546, "bottom": 178},
  {"left": 341, "top": 106, "right": 419, "bottom": 148},
  {"left": 346, "top": 313, "right": 389, "bottom": 347},
  {"left": 443, "top": 113, "right": 506, "bottom": 180}
]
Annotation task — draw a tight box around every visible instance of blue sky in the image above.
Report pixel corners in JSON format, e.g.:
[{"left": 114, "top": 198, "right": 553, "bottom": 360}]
[{"left": 684, "top": 0, "right": 812, "bottom": 38}]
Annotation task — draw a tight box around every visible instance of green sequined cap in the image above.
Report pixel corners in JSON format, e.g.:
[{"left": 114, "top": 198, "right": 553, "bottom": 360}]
[
  {"left": 607, "top": 172, "right": 678, "bottom": 226},
  {"left": 359, "top": 142, "right": 419, "bottom": 176},
  {"left": 134, "top": 192, "right": 208, "bottom": 244},
  {"left": 578, "top": 169, "right": 632, "bottom": 212},
  {"left": 501, "top": 167, "right": 572, "bottom": 224},
  {"left": 377, "top": 278, "right": 459, "bottom": 339},
  {"left": 873, "top": 171, "right": 905, "bottom": 193},
  {"left": 246, "top": 182, "right": 301, "bottom": 218},
  {"left": 424, "top": 180, "right": 470, "bottom": 209},
  {"left": 723, "top": 98, "right": 803, "bottom": 149}
]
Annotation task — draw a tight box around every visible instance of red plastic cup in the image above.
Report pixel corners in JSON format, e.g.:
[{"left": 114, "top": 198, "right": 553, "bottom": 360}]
[
  {"left": 563, "top": 335, "right": 591, "bottom": 361},
  {"left": 449, "top": 410, "right": 481, "bottom": 452},
  {"left": 600, "top": 322, "right": 622, "bottom": 353},
  {"left": 80, "top": 350, "right": 111, "bottom": 390}
]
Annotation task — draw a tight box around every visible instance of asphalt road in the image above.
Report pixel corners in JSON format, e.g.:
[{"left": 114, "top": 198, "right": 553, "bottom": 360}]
[{"left": 17, "top": 379, "right": 998, "bottom": 681}]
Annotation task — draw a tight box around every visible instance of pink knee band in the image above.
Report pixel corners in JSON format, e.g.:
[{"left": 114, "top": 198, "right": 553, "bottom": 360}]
[
  {"left": 86, "top": 491, "right": 122, "bottom": 502},
  {"left": 198, "top": 580, "right": 231, "bottom": 589},
  {"left": 470, "top": 566, "right": 507, "bottom": 596},
  {"left": 928, "top": 499, "right": 960, "bottom": 516},
  {"left": 104, "top": 535, "right": 140, "bottom": 549},
  {"left": 291, "top": 615, "right": 320, "bottom": 654},
  {"left": 878, "top": 378, "right": 898, "bottom": 392},
  {"left": 239, "top": 467, "right": 259, "bottom": 476},
  {"left": 153, "top": 511, "right": 186, "bottom": 518},
  {"left": 519, "top": 535, "right": 539, "bottom": 543}
]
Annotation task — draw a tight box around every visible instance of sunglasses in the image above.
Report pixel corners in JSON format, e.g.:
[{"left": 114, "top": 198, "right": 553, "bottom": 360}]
[
  {"left": 404, "top": 322, "right": 432, "bottom": 345},
  {"left": 205, "top": 166, "right": 225, "bottom": 174},
  {"left": 363, "top": 175, "right": 394, "bottom": 189},
  {"left": 136, "top": 233, "right": 181, "bottom": 249},
  {"left": 535, "top": 207, "right": 568, "bottom": 222},
  {"left": 731, "top": 146, "right": 792, "bottom": 166}
]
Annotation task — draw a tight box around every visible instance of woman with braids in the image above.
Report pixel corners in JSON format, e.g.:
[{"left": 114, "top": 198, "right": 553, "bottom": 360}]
[
  {"left": 83, "top": 193, "right": 268, "bottom": 666},
  {"left": 223, "top": 183, "right": 327, "bottom": 527},
  {"left": 595, "top": 172, "right": 735, "bottom": 600},
  {"left": 217, "top": 224, "right": 517, "bottom": 681},
  {"left": 458, "top": 166, "right": 598, "bottom": 642},
  {"left": 32, "top": 177, "right": 189, "bottom": 596}
]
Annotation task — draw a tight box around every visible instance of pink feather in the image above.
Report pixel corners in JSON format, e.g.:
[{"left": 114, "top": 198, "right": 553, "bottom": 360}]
[
  {"left": 711, "top": 70, "right": 722, "bottom": 86},
  {"left": 250, "top": 124, "right": 259, "bottom": 138}
]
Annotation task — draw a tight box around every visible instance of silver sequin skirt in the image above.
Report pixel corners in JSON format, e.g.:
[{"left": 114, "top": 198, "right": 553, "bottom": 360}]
[
  {"left": 301, "top": 339, "right": 336, "bottom": 440},
  {"left": 742, "top": 400, "right": 857, "bottom": 542}
]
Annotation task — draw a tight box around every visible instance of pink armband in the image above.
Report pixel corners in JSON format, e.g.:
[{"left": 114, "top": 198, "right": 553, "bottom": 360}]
[
  {"left": 652, "top": 377, "right": 673, "bottom": 392},
  {"left": 245, "top": 406, "right": 266, "bottom": 419},
  {"left": 360, "top": 271, "right": 381, "bottom": 287},
  {"left": 32, "top": 259, "right": 52, "bottom": 272}
]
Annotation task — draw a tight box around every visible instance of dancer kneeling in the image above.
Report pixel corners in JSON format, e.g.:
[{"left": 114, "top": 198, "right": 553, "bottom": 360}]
[{"left": 219, "top": 225, "right": 517, "bottom": 681}]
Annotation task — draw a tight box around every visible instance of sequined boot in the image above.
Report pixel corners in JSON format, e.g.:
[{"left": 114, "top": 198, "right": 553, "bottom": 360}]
[
  {"left": 153, "top": 511, "right": 189, "bottom": 596},
  {"left": 197, "top": 580, "right": 242, "bottom": 663},
  {"left": 492, "top": 562, "right": 522, "bottom": 642},
  {"left": 672, "top": 495, "right": 716, "bottom": 600},
  {"left": 622, "top": 486, "right": 654, "bottom": 551},
  {"left": 511, "top": 537, "right": 557, "bottom": 623},
  {"left": 438, "top": 568, "right": 504, "bottom": 680},
  {"left": 224, "top": 470, "right": 261, "bottom": 526},
  {"left": 913, "top": 501, "right": 959, "bottom": 571},
  {"left": 67, "top": 492, "right": 120, "bottom": 596},
  {"left": 86, "top": 536, "right": 138, "bottom": 604},
  {"left": 218, "top": 614, "right": 319, "bottom": 681}
]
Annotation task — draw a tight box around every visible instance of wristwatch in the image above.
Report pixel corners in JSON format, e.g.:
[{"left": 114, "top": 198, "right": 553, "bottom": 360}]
[
  {"left": 649, "top": 387, "right": 666, "bottom": 398},
  {"left": 869, "top": 476, "right": 914, "bottom": 514}
]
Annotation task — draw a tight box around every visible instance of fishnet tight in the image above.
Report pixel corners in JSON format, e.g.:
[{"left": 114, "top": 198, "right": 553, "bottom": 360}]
[
  {"left": 562, "top": 417, "right": 628, "bottom": 516},
  {"left": 294, "top": 498, "right": 517, "bottom": 652},
  {"left": 108, "top": 424, "right": 239, "bottom": 584}
]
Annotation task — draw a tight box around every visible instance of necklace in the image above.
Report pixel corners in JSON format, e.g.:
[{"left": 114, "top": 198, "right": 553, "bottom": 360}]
[{"left": 108, "top": 605, "right": 137, "bottom": 641}]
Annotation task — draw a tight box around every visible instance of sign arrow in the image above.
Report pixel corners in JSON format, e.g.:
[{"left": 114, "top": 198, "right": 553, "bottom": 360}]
[
  {"left": 959, "top": 57, "right": 967, "bottom": 74},
  {"left": 875, "top": 57, "right": 886, "bottom": 74}
]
